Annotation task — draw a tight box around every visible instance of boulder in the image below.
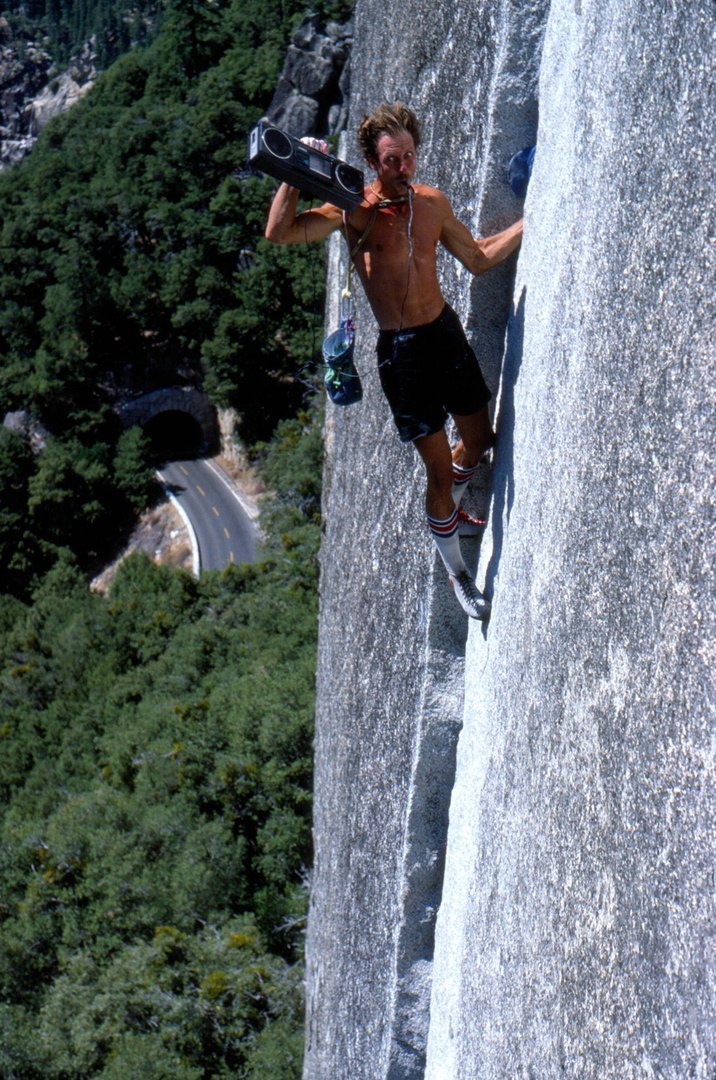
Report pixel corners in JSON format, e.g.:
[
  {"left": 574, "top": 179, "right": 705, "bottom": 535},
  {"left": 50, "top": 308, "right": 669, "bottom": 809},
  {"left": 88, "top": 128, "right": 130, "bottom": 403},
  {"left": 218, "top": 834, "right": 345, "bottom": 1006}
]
[
  {"left": 3, "top": 410, "right": 50, "bottom": 453},
  {"left": 30, "top": 71, "right": 95, "bottom": 133},
  {"left": 266, "top": 15, "right": 353, "bottom": 138}
]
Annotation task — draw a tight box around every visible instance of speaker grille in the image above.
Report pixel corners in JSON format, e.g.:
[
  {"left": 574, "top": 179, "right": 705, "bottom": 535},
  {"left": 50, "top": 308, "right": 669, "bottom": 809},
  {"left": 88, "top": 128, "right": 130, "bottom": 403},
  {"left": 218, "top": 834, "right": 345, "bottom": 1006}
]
[
  {"left": 262, "top": 127, "right": 292, "bottom": 159},
  {"left": 335, "top": 162, "right": 364, "bottom": 195}
]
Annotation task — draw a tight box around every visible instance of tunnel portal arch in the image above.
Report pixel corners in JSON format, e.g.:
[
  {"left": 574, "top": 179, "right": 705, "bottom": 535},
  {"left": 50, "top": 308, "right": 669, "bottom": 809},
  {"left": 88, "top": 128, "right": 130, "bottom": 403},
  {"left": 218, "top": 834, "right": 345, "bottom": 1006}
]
[{"left": 118, "top": 387, "right": 219, "bottom": 458}]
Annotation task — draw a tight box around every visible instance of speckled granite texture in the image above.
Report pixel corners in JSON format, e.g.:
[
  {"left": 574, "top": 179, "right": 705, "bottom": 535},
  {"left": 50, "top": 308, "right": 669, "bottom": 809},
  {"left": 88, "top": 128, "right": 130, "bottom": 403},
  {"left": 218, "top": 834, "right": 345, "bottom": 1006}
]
[
  {"left": 304, "top": 0, "right": 714, "bottom": 1076},
  {"left": 428, "top": 2, "right": 714, "bottom": 1076}
]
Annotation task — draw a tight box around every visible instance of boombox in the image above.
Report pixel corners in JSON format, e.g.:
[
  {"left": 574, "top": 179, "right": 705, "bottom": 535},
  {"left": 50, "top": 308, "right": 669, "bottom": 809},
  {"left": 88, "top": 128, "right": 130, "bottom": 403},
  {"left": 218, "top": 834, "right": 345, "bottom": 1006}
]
[{"left": 247, "top": 121, "right": 365, "bottom": 210}]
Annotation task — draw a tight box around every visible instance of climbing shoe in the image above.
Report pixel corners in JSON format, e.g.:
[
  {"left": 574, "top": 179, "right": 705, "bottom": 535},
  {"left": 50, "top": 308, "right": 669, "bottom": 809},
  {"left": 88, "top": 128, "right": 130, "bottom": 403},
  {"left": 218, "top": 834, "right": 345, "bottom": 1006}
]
[{"left": 449, "top": 571, "right": 491, "bottom": 621}]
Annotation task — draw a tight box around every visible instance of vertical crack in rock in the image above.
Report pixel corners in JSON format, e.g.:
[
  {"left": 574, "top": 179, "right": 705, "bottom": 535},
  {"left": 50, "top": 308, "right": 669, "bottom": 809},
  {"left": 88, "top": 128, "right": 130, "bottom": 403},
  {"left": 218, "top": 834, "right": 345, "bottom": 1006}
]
[
  {"left": 305, "top": 222, "right": 473, "bottom": 1078},
  {"left": 385, "top": 579, "right": 470, "bottom": 1078}
]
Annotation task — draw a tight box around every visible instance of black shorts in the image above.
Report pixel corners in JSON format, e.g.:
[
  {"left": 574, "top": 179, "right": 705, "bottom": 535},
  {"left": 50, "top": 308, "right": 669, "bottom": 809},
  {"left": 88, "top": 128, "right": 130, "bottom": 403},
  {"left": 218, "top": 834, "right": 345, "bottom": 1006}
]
[{"left": 376, "top": 304, "right": 491, "bottom": 443}]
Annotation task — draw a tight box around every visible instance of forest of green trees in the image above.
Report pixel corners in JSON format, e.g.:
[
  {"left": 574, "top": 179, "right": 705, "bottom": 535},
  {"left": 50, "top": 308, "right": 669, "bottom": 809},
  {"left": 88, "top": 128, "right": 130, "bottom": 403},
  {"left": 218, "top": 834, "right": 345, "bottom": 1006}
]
[
  {"left": 3, "top": 0, "right": 151, "bottom": 66},
  {"left": 1, "top": 0, "right": 351, "bottom": 593},
  {"left": 0, "top": 0, "right": 350, "bottom": 1072},
  {"left": 0, "top": 416, "right": 322, "bottom": 1075}
]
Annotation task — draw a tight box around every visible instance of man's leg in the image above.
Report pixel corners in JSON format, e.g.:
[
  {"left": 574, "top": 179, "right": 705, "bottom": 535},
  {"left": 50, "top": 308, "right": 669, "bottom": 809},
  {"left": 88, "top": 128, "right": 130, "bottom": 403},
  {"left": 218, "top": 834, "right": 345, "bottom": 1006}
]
[
  {"left": 451, "top": 406, "right": 496, "bottom": 506},
  {"left": 414, "top": 428, "right": 490, "bottom": 620},
  {"left": 414, "top": 428, "right": 455, "bottom": 519},
  {"left": 452, "top": 405, "right": 496, "bottom": 468}
]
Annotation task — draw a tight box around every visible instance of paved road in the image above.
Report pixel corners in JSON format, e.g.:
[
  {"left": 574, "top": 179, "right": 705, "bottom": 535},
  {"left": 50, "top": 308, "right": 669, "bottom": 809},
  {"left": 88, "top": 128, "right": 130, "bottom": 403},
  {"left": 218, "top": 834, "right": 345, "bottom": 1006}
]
[{"left": 157, "top": 458, "right": 258, "bottom": 572}]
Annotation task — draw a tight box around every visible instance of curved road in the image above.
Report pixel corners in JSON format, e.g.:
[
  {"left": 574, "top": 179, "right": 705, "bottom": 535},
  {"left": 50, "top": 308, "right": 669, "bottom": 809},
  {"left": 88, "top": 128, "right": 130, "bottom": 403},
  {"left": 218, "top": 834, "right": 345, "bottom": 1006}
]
[{"left": 157, "top": 458, "right": 259, "bottom": 572}]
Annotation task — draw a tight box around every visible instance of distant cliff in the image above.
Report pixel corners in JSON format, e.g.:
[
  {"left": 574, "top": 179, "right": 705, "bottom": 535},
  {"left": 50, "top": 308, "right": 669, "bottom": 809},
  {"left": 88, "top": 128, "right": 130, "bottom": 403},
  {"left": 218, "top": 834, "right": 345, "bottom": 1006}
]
[
  {"left": 0, "top": 21, "right": 98, "bottom": 168},
  {"left": 306, "top": 0, "right": 713, "bottom": 1077}
]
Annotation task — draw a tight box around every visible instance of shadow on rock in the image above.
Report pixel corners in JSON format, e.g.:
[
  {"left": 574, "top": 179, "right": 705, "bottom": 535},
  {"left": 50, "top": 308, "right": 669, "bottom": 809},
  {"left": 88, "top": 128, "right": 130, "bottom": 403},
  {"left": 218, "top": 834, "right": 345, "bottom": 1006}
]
[{"left": 485, "top": 285, "right": 526, "bottom": 603}]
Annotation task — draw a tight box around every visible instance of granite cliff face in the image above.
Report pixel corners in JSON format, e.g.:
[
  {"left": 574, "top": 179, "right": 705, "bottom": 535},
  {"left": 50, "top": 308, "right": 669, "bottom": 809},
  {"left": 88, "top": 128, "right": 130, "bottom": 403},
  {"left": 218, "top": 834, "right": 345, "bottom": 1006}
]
[{"left": 306, "top": 0, "right": 713, "bottom": 1077}]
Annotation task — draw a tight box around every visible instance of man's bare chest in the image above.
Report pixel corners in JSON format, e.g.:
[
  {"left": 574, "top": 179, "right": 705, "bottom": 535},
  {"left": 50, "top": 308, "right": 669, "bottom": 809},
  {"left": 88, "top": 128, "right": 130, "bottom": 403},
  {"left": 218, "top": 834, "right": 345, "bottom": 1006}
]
[{"left": 348, "top": 199, "right": 442, "bottom": 259}]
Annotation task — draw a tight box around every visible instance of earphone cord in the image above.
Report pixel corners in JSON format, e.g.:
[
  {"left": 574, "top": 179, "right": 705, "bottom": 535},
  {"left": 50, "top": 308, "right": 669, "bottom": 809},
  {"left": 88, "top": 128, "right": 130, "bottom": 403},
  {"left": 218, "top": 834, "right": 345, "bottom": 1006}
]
[
  {"left": 293, "top": 214, "right": 326, "bottom": 394},
  {"left": 386, "top": 183, "right": 414, "bottom": 369},
  {"left": 397, "top": 185, "right": 414, "bottom": 336},
  {"left": 294, "top": 188, "right": 416, "bottom": 392}
]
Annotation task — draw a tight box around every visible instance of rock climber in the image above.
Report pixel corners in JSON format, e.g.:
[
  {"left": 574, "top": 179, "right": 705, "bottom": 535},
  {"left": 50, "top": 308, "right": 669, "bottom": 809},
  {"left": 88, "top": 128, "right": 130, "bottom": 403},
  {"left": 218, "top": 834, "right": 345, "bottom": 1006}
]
[{"left": 265, "top": 101, "right": 523, "bottom": 620}]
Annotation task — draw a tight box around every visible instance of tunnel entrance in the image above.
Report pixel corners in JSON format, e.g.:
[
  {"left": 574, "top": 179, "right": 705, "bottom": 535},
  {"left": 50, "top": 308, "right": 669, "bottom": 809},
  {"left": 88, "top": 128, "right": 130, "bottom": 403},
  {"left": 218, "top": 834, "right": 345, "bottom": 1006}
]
[
  {"left": 143, "top": 410, "right": 205, "bottom": 463},
  {"left": 118, "top": 388, "right": 219, "bottom": 461}
]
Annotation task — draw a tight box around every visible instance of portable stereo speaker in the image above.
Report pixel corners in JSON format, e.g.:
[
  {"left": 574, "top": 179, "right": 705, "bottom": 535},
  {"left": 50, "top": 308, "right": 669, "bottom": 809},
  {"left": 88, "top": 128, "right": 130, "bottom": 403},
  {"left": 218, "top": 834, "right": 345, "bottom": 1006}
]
[{"left": 247, "top": 121, "right": 365, "bottom": 210}]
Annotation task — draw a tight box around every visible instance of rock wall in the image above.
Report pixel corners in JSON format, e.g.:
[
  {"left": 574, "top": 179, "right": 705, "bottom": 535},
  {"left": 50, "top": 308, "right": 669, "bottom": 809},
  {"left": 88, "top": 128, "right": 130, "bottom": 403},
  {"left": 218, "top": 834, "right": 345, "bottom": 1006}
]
[
  {"left": 266, "top": 14, "right": 352, "bottom": 137},
  {"left": 306, "top": 0, "right": 713, "bottom": 1077},
  {"left": 427, "top": 1, "right": 714, "bottom": 1076},
  {"left": 306, "top": 1, "right": 546, "bottom": 1075}
]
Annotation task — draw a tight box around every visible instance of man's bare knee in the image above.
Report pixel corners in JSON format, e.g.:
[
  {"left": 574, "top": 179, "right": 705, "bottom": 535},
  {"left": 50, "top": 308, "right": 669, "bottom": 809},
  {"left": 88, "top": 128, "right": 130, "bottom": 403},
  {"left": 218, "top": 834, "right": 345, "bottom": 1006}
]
[{"left": 453, "top": 408, "right": 496, "bottom": 465}]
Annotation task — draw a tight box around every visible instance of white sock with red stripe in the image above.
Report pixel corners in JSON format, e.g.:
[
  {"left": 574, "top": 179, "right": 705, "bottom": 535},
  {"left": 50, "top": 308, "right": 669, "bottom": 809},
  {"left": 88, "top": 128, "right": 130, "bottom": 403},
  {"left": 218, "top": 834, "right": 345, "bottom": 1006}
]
[
  {"left": 426, "top": 508, "right": 466, "bottom": 575},
  {"left": 451, "top": 462, "right": 478, "bottom": 506}
]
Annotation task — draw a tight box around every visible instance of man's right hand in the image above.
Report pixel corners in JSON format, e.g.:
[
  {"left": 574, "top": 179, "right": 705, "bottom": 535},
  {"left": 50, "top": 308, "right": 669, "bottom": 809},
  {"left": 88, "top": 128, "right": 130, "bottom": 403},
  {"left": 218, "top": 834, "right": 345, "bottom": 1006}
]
[
  {"left": 265, "top": 135, "right": 345, "bottom": 245},
  {"left": 300, "top": 136, "right": 329, "bottom": 154}
]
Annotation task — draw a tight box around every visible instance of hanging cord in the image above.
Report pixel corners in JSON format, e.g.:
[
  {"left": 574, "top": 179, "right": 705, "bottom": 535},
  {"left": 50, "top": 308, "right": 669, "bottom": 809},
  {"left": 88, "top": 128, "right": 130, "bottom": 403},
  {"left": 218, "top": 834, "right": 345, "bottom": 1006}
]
[
  {"left": 341, "top": 187, "right": 416, "bottom": 375},
  {"left": 289, "top": 187, "right": 416, "bottom": 394},
  {"left": 306, "top": 215, "right": 320, "bottom": 362},
  {"left": 397, "top": 184, "right": 415, "bottom": 334},
  {"left": 390, "top": 183, "right": 415, "bottom": 367},
  {"left": 291, "top": 213, "right": 328, "bottom": 394},
  {"left": 342, "top": 203, "right": 378, "bottom": 300}
]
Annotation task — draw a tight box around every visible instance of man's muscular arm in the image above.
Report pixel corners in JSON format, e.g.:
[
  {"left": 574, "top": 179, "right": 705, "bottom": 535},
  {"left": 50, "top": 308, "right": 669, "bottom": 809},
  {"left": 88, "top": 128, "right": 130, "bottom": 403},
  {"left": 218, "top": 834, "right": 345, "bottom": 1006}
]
[
  {"left": 439, "top": 193, "right": 523, "bottom": 275},
  {"left": 265, "top": 182, "right": 343, "bottom": 245}
]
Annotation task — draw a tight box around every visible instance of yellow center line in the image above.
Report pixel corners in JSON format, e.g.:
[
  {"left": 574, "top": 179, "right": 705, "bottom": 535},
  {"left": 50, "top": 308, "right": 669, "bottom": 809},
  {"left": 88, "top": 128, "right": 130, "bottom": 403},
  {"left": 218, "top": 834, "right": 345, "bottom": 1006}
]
[
  {"left": 196, "top": 485, "right": 205, "bottom": 496},
  {"left": 212, "top": 506, "right": 220, "bottom": 517},
  {"left": 230, "top": 552, "right": 235, "bottom": 563},
  {"left": 180, "top": 465, "right": 189, "bottom": 476},
  {"left": 224, "top": 528, "right": 230, "bottom": 539}
]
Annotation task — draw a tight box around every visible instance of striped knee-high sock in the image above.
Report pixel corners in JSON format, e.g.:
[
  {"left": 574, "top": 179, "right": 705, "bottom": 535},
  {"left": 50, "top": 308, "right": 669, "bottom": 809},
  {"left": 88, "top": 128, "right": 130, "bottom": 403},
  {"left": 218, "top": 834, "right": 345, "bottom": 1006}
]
[
  {"left": 427, "top": 508, "right": 466, "bottom": 576},
  {"left": 451, "top": 462, "right": 478, "bottom": 506}
]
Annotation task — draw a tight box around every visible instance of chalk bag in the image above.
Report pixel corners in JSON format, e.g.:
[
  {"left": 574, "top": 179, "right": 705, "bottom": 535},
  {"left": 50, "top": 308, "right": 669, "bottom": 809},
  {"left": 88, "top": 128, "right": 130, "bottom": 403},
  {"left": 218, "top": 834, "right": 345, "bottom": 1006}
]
[{"left": 322, "top": 295, "right": 362, "bottom": 407}]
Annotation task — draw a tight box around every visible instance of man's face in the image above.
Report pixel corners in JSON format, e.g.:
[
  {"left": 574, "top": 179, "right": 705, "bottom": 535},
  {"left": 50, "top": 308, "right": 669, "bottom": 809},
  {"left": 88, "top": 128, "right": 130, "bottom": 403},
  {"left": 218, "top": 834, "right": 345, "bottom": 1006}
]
[{"left": 371, "top": 130, "right": 417, "bottom": 191}]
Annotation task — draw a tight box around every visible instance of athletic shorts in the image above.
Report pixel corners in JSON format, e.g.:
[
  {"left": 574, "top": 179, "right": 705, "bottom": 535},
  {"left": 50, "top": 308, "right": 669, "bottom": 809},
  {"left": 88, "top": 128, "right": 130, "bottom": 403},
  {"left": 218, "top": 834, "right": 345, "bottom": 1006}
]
[{"left": 376, "top": 304, "right": 492, "bottom": 443}]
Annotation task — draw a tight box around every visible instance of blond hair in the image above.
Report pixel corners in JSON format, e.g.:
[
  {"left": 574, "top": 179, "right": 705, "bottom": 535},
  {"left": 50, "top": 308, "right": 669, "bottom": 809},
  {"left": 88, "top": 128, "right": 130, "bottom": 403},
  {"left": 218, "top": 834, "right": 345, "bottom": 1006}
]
[{"left": 357, "top": 102, "right": 421, "bottom": 164}]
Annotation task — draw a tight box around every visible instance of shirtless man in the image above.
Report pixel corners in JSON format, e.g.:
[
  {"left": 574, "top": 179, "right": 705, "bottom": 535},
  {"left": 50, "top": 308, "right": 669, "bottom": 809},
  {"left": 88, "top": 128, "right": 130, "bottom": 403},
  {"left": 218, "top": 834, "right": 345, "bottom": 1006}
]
[{"left": 265, "top": 102, "right": 522, "bottom": 619}]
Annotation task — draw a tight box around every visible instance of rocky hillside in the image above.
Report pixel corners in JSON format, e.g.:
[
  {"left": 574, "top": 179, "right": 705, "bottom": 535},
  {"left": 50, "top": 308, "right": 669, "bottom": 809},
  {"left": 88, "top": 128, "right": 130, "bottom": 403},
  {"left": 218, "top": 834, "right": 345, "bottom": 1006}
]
[
  {"left": 0, "top": 10, "right": 352, "bottom": 169},
  {"left": 306, "top": 0, "right": 713, "bottom": 1076},
  {"left": 0, "top": 19, "right": 97, "bottom": 168}
]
